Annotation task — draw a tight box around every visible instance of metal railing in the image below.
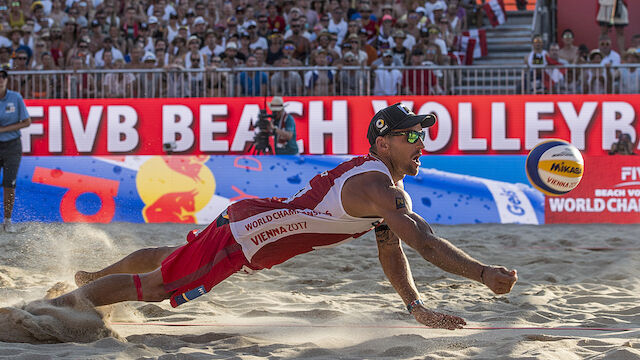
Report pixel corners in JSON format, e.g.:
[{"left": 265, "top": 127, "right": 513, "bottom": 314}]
[{"left": 12, "top": 64, "right": 640, "bottom": 99}]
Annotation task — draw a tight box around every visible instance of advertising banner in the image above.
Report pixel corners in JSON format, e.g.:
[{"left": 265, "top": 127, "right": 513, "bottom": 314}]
[
  {"left": 22, "top": 95, "right": 640, "bottom": 156},
  {"left": 16, "top": 155, "right": 543, "bottom": 225},
  {"left": 545, "top": 156, "right": 640, "bottom": 224}
]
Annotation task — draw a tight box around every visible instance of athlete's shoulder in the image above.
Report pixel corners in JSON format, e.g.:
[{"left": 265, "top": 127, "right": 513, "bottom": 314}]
[
  {"left": 342, "top": 171, "right": 408, "bottom": 218},
  {"left": 342, "top": 169, "right": 396, "bottom": 202}
]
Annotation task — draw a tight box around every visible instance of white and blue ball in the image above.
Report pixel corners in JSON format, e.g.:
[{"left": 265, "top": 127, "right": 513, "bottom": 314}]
[{"left": 525, "top": 139, "right": 584, "bottom": 196}]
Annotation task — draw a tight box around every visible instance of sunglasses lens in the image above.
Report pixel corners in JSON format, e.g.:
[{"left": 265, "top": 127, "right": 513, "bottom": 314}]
[
  {"left": 407, "top": 131, "right": 419, "bottom": 143},
  {"left": 408, "top": 130, "right": 425, "bottom": 143}
]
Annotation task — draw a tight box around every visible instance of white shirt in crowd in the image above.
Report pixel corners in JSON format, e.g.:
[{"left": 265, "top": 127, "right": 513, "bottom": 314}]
[
  {"left": 601, "top": 50, "right": 621, "bottom": 66},
  {"left": 94, "top": 47, "right": 125, "bottom": 67},
  {"left": 147, "top": 3, "right": 177, "bottom": 21},
  {"left": 328, "top": 17, "right": 347, "bottom": 45},
  {"left": 249, "top": 37, "right": 268, "bottom": 50},
  {"left": 373, "top": 67, "right": 402, "bottom": 95},
  {"left": 284, "top": 29, "right": 314, "bottom": 42}
]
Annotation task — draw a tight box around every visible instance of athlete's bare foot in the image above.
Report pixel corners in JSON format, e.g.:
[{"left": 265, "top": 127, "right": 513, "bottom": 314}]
[
  {"left": 45, "top": 282, "right": 75, "bottom": 299},
  {"left": 74, "top": 271, "right": 96, "bottom": 287}
]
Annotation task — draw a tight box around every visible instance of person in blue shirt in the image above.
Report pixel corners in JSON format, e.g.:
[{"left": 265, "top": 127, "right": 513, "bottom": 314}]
[
  {"left": 0, "top": 69, "right": 31, "bottom": 232},
  {"left": 237, "top": 55, "right": 268, "bottom": 96},
  {"left": 266, "top": 96, "right": 299, "bottom": 155}
]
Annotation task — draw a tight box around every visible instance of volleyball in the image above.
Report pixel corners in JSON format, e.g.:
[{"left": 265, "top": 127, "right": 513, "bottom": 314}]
[{"left": 525, "top": 139, "right": 584, "bottom": 196}]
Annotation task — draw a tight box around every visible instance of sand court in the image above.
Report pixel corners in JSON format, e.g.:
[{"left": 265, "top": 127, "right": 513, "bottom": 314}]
[{"left": 0, "top": 222, "right": 638, "bottom": 358}]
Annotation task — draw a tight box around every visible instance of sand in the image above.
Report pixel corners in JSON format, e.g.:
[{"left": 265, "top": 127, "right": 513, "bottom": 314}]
[{"left": 0, "top": 222, "right": 638, "bottom": 359}]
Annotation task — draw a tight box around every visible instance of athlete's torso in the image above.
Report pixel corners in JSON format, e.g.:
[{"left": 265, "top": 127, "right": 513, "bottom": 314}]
[{"left": 227, "top": 155, "right": 392, "bottom": 269}]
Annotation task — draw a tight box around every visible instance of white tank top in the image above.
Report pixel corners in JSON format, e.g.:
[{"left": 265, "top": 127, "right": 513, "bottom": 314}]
[{"left": 227, "top": 155, "right": 392, "bottom": 269}]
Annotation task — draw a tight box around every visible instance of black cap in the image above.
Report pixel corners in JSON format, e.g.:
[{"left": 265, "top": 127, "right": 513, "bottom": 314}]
[
  {"left": 367, "top": 103, "right": 436, "bottom": 145},
  {"left": 0, "top": 68, "right": 7, "bottom": 77}
]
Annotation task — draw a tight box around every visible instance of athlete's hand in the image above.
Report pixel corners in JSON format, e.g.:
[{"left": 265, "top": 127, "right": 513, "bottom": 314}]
[
  {"left": 412, "top": 307, "right": 466, "bottom": 330},
  {"left": 483, "top": 266, "right": 518, "bottom": 295}
]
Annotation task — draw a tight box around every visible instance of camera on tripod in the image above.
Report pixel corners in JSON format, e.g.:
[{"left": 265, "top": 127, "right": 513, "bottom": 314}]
[{"left": 250, "top": 109, "right": 276, "bottom": 155}]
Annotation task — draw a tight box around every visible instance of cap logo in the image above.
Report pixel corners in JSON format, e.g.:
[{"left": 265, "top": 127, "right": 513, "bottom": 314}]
[
  {"left": 376, "top": 118, "right": 388, "bottom": 133},
  {"left": 397, "top": 103, "right": 415, "bottom": 116}
]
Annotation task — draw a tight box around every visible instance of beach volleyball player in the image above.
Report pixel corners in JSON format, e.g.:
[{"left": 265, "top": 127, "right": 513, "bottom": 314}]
[{"left": 56, "top": 103, "right": 518, "bottom": 330}]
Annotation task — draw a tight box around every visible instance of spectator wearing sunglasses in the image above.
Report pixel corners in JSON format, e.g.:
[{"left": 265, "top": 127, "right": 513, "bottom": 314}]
[
  {"left": 558, "top": 29, "right": 579, "bottom": 64},
  {"left": 285, "top": 18, "right": 311, "bottom": 62},
  {"left": 185, "top": 35, "right": 205, "bottom": 68},
  {"left": 29, "top": 39, "right": 48, "bottom": 70},
  {"left": 187, "top": 50, "right": 205, "bottom": 97},
  {"left": 247, "top": 20, "right": 268, "bottom": 50},
  {"left": 328, "top": 4, "right": 347, "bottom": 45},
  {"left": 598, "top": 35, "right": 621, "bottom": 66},
  {"left": 266, "top": 32, "right": 284, "bottom": 65},
  {"left": 279, "top": 39, "right": 303, "bottom": 66},
  {"left": 255, "top": 13, "right": 271, "bottom": 39},
  {"left": 7, "top": 1, "right": 25, "bottom": 30}
]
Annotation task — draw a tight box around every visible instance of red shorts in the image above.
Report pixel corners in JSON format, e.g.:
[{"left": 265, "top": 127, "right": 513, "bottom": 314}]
[{"left": 161, "top": 213, "right": 253, "bottom": 307}]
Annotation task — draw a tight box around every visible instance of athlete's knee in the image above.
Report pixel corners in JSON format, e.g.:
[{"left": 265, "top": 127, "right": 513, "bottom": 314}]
[
  {"left": 138, "top": 270, "right": 170, "bottom": 302},
  {"left": 155, "top": 246, "right": 179, "bottom": 258}
]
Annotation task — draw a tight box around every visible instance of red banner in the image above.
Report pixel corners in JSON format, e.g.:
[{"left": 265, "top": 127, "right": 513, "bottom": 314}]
[
  {"left": 22, "top": 95, "right": 640, "bottom": 156},
  {"left": 545, "top": 156, "right": 640, "bottom": 224}
]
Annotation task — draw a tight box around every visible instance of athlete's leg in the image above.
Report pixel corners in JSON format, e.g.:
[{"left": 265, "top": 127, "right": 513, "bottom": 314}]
[
  {"left": 75, "top": 246, "right": 179, "bottom": 287},
  {"left": 615, "top": 27, "right": 625, "bottom": 53},
  {"left": 53, "top": 267, "right": 169, "bottom": 308}
]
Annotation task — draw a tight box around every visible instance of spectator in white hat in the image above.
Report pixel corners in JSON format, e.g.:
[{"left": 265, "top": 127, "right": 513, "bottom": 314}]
[
  {"left": 192, "top": 16, "right": 207, "bottom": 43},
  {"left": 247, "top": 20, "right": 268, "bottom": 50},
  {"left": 185, "top": 35, "right": 205, "bottom": 68},
  {"left": 222, "top": 42, "right": 243, "bottom": 67}
]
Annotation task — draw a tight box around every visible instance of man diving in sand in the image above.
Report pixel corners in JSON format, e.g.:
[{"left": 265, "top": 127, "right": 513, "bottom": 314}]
[{"left": 54, "top": 103, "right": 518, "bottom": 330}]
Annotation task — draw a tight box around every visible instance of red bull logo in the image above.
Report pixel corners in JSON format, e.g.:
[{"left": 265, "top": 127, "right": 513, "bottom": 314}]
[{"left": 136, "top": 156, "right": 214, "bottom": 223}]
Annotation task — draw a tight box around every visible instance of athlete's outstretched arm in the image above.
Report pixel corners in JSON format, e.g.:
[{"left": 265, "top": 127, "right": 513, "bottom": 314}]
[
  {"left": 375, "top": 224, "right": 466, "bottom": 330},
  {"left": 375, "top": 186, "right": 517, "bottom": 296}
]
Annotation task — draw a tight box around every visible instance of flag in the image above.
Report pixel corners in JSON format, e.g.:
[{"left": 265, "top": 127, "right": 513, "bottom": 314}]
[
  {"left": 543, "top": 55, "right": 567, "bottom": 90},
  {"left": 483, "top": 0, "right": 507, "bottom": 27},
  {"left": 456, "top": 29, "right": 488, "bottom": 60}
]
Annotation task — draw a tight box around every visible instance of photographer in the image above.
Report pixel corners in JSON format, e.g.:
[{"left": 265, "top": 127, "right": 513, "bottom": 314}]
[
  {"left": 267, "top": 96, "right": 299, "bottom": 155},
  {"left": 609, "top": 133, "right": 635, "bottom": 155}
]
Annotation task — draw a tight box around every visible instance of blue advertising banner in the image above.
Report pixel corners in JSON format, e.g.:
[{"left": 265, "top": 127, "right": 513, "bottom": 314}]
[{"left": 12, "top": 155, "right": 544, "bottom": 225}]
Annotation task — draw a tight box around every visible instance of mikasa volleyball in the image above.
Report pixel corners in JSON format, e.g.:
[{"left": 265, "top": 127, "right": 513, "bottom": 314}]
[{"left": 525, "top": 139, "right": 584, "bottom": 196}]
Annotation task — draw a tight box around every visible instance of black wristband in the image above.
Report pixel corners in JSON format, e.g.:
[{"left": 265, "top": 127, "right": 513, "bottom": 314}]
[{"left": 375, "top": 224, "right": 390, "bottom": 233}]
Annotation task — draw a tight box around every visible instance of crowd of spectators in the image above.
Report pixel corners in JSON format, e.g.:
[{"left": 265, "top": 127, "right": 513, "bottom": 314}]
[
  {"left": 525, "top": 0, "right": 639, "bottom": 94},
  {"left": 525, "top": 30, "right": 640, "bottom": 94},
  {"left": 1, "top": 0, "right": 637, "bottom": 98},
  {"left": 0, "top": 0, "right": 491, "bottom": 98}
]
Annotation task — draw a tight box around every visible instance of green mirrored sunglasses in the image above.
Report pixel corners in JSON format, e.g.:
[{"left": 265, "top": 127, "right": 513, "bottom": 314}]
[{"left": 389, "top": 130, "right": 425, "bottom": 144}]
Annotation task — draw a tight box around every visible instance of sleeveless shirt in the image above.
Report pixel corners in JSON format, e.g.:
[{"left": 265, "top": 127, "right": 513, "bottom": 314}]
[{"left": 228, "top": 154, "right": 392, "bottom": 269}]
